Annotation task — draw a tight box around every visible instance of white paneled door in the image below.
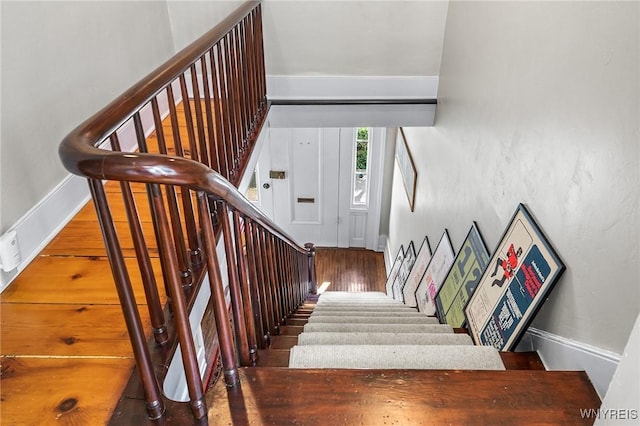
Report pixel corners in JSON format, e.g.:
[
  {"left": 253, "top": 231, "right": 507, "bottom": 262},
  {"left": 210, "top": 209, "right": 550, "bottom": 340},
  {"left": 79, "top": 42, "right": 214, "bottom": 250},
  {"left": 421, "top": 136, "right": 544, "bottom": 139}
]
[{"left": 258, "top": 127, "right": 384, "bottom": 250}]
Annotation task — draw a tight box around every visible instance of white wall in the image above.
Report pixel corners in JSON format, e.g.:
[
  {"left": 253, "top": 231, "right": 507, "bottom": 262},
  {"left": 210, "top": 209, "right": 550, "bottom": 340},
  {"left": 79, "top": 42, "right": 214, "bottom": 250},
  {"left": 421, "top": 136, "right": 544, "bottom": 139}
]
[
  {"left": 597, "top": 313, "right": 640, "bottom": 424},
  {"left": 166, "top": 1, "right": 243, "bottom": 52},
  {"left": 262, "top": 0, "right": 449, "bottom": 76},
  {"left": 0, "top": 1, "right": 175, "bottom": 232},
  {"left": 388, "top": 1, "right": 639, "bottom": 355}
]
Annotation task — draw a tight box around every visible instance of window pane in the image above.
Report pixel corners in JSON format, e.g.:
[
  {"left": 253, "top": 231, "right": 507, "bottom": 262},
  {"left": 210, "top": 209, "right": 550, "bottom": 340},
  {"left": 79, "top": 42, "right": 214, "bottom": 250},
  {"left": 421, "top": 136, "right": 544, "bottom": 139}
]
[
  {"left": 353, "top": 128, "right": 370, "bottom": 205},
  {"left": 246, "top": 169, "right": 259, "bottom": 202}
]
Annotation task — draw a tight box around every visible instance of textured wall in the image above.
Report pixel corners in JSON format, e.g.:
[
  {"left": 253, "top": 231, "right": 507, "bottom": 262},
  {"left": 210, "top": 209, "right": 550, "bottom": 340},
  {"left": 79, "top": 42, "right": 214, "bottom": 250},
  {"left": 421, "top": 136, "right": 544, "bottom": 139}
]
[
  {"left": 1, "top": 1, "right": 175, "bottom": 231},
  {"left": 262, "top": 0, "right": 449, "bottom": 76},
  {"left": 388, "top": 1, "right": 639, "bottom": 353}
]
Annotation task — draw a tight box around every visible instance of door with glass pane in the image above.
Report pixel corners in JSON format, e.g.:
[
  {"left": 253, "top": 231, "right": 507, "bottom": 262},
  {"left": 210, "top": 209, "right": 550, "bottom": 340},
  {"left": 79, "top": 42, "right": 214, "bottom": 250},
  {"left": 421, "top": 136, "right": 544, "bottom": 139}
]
[{"left": 259, "top": 126, "right": 384, "bottom": 249}]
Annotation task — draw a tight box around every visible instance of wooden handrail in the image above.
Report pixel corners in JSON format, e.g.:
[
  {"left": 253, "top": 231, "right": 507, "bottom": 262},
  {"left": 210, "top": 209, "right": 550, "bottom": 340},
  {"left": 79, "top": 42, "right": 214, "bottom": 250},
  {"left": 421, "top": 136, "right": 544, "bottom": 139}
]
[
  {"left": 58, "top": 1, "right": 306, "bottom": 256},
  {"left": 57, "top": 1, "right": 314, "bottom": 421}
]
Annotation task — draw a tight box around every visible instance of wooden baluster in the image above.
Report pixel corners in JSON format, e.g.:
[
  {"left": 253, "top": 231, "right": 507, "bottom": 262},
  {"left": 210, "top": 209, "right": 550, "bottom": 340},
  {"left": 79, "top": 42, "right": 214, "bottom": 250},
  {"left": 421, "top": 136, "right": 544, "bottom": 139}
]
[
  {"left": 200, "top": 53, "right": 219, "bottom": 173},
  {"left": 254, "top": 224, "right": 274, "bottom": 343},
  {"left": 189, "top": 62, "right": 210, "bottom": 167},
  {"left": 166, "top": 85, "right": 201, "bottom": 273},
  {"left": 196, "top": 192, "right": 240, "bottom": 387},
  {"left": 89, "top": 179, "right": 165, "bottom": 420},
  {"left": 109, "top": 134, "right": 168, "bottom": 345},
  {"left": 285, "top": 245, "right": 295, "bottom": 314},
  {"left": 233, "top": 211, "right": 258, "bottom": 364},
  {"left": 138, "top": 109, "right": 194, "bottom": 285},
  {"left": 305, "top": 243, "right": 317, "bottom": 295},
  {"left": 238, "top": 17, "right": 251, "bottom": 143},
  {"left": 244, "top": 220, "right": 267, "bottom": 349},
  {"left": 149, "top": 183, "right": 205, "bottom": 419},
  {"left": 256, "top": 4, "right": 267, "bottom": 109},
  {"left": 264, "top": 233, "right": 283, "bottom": 332},
  {"left": 232, "top": 24, "right": 247, "bottom": 155},
  {"left": 245, "top": 10, "right": 258, "bottom": 127},
  {"left": 225, "top": 30, "right": 240, "bottom": 175},
  {"left": 292, "top": 250, "right": 306, "bottom": 305},
  {"left": 150, "top": 99, "right": 202, "bottom": 274},
  {"left": 179, "top": 74, "right": 200, "bottom": 163},
  {"left": 218, "top": 202, "right": 250, "bottom": 366},
  {"left": 209, "top": 45, "right": 228, "bottom": 178},
  {"left": 217, "top": 39, "right": 235, "bottom": 181},
  {"left": 278, "top": 241, "right": 291, "bottom": 318}
]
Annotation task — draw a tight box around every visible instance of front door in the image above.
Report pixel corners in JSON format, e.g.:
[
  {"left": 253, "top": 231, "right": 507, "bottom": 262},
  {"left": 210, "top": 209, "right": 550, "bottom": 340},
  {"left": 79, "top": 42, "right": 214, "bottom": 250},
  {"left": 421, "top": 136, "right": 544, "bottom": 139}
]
[{"left": 257, "top": 126, "right": 384, "bottom": 250}]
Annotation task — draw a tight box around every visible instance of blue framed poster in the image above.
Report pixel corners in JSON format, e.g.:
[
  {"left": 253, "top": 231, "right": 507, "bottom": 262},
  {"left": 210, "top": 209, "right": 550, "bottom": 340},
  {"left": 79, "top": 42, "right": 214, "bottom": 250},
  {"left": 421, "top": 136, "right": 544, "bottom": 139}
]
[
  {"left": 435, "top": 223, "right": 490, "bottom": 327},
  {"left": 464, "top": 204, "right": 565, "bottom": 351}
]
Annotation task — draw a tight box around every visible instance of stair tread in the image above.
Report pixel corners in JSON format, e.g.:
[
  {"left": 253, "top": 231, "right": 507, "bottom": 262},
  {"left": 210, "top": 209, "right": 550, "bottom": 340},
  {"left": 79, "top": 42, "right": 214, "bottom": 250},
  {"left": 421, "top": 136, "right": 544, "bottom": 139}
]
[
  {"left": 303, "top": 323, "right": 453, "bottom": 333},
  {"left": 307, "top": 315, "right": 440, "bottom": 324},
  {"left": 289, "top": 344, "right": 506, "bottom": 370},
  {"left": 297, "top": 332, "right": 473, "bottom": 346}
]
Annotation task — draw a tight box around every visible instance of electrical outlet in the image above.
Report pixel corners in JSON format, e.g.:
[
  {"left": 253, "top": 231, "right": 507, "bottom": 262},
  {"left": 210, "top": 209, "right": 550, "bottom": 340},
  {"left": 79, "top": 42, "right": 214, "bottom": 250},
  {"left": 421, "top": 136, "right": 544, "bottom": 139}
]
[{"left": 0, "top": 230, "right": 21, "bottom": 272}]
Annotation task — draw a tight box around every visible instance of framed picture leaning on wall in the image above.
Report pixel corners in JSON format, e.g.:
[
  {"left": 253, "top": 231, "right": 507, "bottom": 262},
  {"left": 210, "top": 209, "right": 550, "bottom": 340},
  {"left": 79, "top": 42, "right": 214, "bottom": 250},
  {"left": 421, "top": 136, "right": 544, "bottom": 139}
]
[
  {"left": 401, "top": 236, "right": 432, "bottom": 307},
  {"left": 392, "top": 241, "right": 416, "bottom": 301},
  {"left": 435, "top": 222, "right": 490, "bottom": 327},
  {"left": 385, "top": 245, "right": 404, "bottom": 297},
  {"left": 415, "top": 230, "right": 455, "bottom": 315},
  {"left": 464, "top": 204, "right": 566, "bottom": 351}
]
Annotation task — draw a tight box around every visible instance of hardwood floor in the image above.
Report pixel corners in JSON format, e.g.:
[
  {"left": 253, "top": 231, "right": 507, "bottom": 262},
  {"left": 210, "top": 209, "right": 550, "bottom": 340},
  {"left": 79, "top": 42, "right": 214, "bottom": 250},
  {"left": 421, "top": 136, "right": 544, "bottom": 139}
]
[
  {"left": 0, "top": 176, "right": 388, "bottom": 425},
  {"left": 0, "top": 185, "right": 156, "bottom": 425},
  {"left": 315, "top": 247, "right": 386, "bottom": 293}
]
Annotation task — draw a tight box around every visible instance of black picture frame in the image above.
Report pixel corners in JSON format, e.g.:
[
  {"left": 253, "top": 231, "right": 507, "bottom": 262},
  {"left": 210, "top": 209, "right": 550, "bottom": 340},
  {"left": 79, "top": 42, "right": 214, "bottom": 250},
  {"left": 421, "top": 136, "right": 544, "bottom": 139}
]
[
  {"left": 435, "top": 222, "right": 490, "bottom": 327},
  {"left": 401, "top": 236, "right": 432, "bottom": 307},
  {"left": 385, "top": 245, "right": 404, "bottom": 297},
  {"left": 464, "top": 204, "right": 566, "bottom": 351},
  {"left": 392, "top": 241, "right": 416, "bottom": 301},
  {"left": 414, "top": 230, "right": 455, "bottom": 315}
]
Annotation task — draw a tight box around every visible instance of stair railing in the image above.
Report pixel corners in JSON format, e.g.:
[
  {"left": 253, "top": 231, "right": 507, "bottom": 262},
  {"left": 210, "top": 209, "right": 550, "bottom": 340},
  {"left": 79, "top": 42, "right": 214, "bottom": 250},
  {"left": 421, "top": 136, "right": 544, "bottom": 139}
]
[{"left": 58, "top": 1, "right": 315, "bottom": 420}]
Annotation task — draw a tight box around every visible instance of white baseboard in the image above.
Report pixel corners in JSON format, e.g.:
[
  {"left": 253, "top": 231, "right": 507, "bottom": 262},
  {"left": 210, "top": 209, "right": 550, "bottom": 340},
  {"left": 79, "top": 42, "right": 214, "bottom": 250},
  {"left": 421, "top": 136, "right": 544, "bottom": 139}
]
[
  {"left": 383, "top": 235, "right": 392, "bottom": 275},
  {"left": 0, "top": 89, "right": 178, "bottom": 293},
  {"left": 0, "top": 174, "right": 91, "bottom": 292},
  {"left": 516, "top": 327, "right": 620, "bottom": 398},
  {"left": 267, "top": 75, "right": 439, "bottom": 100}
]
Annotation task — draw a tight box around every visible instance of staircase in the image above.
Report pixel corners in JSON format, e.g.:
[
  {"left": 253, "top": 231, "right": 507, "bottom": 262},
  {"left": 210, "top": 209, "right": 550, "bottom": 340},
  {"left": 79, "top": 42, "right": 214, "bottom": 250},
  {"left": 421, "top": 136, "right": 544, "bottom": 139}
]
[{"left": 290, "top": 291, "right": 505, "bottom": 370}]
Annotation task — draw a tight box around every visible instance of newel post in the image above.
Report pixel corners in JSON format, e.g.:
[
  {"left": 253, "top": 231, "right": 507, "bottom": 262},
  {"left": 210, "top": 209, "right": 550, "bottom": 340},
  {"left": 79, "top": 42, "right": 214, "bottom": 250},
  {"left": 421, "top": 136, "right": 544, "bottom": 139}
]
[{"left": 304, "top": 243, "right": 317, "bottom": 294}]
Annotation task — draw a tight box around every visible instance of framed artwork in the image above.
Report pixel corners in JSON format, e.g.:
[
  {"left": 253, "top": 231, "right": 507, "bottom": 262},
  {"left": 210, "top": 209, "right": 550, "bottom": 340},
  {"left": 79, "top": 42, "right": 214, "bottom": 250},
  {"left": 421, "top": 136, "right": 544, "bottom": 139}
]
[
  {"left": 392, "top": 241, "right": 416, "bottom": 301},
  {"left": 385, "top": 245, "right": 404, "bottom": 297},
  {"left": 395, "top": 128, "right": 417, "bottom": 212},
  {"left": 464, "top": 204, "right": 566, "bottom": 351},
  {"left": 401, "top": 236, "right": 432, "bottom": 307},
  {"left": 415, "top": 231, "right": 455, "bottom": 315},
  {"left": 435, "top": 223, "right": 490, "bottom": 327}
]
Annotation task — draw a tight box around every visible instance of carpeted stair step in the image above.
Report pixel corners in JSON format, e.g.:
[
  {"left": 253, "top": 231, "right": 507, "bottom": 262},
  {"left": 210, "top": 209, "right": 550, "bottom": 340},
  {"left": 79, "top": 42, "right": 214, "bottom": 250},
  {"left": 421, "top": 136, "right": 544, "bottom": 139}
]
[
  {"left": 288, "top": 345, "right": 505, "bottom": 370},
  {"left": 307, "top": 315, "right": 440, "bottom": 324},
  {"left": 297, "top": 332, "right": 473, "bottom": 346},
  {"left": 315, "top": 302, "right": 410, "bottom": 308},
  {"left": 313, "top": 307, "right": 417, "bottom": 314},
  {"left": 303, "top": 323, "right": 453, "bottom": 334},
  {"left": 320, "top": 291, "right": 388, "bottom": 298},
  {"left": 310, "top": 310, "right": 424, "bottom": 317}
]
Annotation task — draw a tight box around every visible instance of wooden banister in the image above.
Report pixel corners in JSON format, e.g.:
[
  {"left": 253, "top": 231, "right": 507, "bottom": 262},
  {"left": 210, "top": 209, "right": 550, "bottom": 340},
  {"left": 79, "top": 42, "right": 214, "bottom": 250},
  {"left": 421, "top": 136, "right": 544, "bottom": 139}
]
[{"left": 58, "top": 1, "right": 314, "bottom": 421}]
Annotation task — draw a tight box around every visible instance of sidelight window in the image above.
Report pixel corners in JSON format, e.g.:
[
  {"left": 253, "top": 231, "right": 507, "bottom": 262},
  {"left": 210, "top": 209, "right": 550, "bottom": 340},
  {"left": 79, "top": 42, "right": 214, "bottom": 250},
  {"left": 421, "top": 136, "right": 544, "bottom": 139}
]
[{"left": 352, "top": 127, "right": 371, "bottom": 206}]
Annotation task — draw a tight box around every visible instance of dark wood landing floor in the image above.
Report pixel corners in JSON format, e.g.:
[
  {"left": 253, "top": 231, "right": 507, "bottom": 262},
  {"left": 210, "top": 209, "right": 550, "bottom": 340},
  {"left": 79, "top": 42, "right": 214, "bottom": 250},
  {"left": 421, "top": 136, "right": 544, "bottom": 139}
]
[
  {"left": 111, "top": 367, "right": 601, "bottom": 425},
  {"left": 315, "top": 247, "right": 386, "bottom": 293}
]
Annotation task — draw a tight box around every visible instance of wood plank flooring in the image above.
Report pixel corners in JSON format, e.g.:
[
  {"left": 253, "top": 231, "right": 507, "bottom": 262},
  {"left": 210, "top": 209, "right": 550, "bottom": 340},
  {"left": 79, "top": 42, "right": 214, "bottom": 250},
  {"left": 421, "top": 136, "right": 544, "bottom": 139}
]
[
  {"left": 314, "top": 247, "right": 386, "bottom": 293},
  {"left": 0, "top": 163, "right": 389, "bottom": 425}
]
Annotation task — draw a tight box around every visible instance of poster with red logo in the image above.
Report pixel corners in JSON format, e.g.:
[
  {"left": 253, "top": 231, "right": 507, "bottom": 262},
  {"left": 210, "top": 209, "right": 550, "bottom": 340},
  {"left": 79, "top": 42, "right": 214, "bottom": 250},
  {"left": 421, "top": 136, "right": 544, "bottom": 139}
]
[{"left": 464, "top": 204, "right": 565, "bottom": 351}]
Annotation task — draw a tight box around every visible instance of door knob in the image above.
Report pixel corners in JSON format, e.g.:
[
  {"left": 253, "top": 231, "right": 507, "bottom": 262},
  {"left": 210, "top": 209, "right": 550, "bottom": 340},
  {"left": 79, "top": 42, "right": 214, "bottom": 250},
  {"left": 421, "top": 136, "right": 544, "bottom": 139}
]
[{"left": 263, "top": 183, "right": 271, "bottom": 189}]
